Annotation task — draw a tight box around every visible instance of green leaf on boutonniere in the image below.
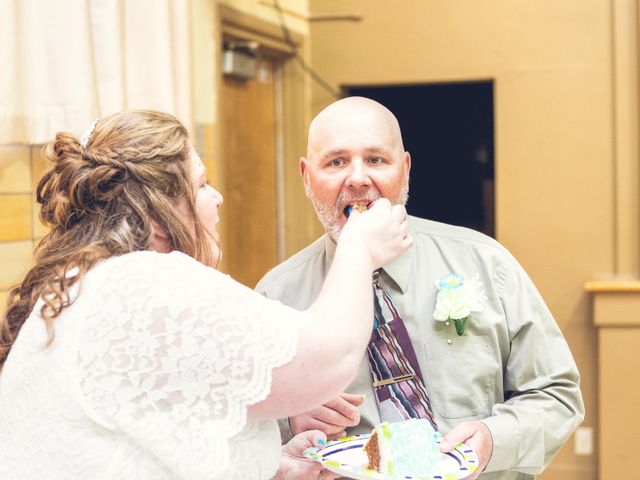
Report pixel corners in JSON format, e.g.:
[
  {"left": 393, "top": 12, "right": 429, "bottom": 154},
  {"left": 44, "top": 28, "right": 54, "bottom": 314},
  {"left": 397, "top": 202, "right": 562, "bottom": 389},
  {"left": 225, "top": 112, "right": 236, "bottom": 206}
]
[{"left": 454, "top": 316, "right": 469, "bottom": 336}]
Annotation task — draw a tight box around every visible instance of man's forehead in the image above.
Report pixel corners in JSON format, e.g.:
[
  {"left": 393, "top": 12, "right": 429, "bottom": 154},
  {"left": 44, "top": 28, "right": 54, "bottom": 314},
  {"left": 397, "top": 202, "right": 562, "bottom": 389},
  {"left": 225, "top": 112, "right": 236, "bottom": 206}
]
[
  {"left": 308, "top": 105, "right": 403, "bottom": 157},
  {"left": 312, "top": 145, "right": 394, "bottom": 159}
]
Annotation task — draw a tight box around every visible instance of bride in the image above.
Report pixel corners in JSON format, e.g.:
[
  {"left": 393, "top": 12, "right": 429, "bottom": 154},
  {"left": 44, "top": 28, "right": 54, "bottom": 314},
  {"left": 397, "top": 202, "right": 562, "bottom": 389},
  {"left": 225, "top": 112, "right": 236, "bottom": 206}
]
[{"left": 0, "top": 110, "right": 412, "bottom": 479}]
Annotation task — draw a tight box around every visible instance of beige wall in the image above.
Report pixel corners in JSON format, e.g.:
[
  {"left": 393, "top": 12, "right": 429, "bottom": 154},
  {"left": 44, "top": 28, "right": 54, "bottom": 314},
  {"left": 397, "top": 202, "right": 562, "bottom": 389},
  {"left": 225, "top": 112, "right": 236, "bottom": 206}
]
[{"left": 308, "top": 0, "right": 639, "bottom": 479}]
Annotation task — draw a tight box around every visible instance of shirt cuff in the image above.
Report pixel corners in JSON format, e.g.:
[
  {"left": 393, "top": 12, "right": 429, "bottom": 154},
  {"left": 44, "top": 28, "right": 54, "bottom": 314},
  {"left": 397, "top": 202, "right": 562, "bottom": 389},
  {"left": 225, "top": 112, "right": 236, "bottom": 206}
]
[
  {"left": 479, "top": 415, "right": 519, "bottom": 472},
  {"left": 278, "top": 417, "right": 294, "bottom": 444}
]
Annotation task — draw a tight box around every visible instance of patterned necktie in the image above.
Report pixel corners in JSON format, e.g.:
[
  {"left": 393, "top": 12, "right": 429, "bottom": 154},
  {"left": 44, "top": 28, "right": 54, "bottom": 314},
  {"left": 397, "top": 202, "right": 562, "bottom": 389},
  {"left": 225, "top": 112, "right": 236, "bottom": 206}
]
[{"left": 367, "top": 270, "right": 438, "bottom": 430}]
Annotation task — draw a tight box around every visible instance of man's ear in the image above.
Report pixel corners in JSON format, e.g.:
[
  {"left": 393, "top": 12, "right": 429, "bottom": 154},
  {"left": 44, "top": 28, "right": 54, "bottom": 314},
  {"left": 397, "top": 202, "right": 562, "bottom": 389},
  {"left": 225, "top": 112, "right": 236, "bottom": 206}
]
[
  {"left": 299, "top": 156, "right": 311, "bottom": 198},
  {"left": 404, "top": 151, "right": 412, "bottom": 176}
]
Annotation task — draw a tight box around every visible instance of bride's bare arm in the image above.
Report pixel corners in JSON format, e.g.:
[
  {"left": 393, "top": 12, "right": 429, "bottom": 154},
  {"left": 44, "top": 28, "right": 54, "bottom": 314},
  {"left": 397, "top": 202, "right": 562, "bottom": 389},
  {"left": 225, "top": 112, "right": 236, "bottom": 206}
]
[{"left": 249, "top": 200, "right": 411, "bottom": 421}]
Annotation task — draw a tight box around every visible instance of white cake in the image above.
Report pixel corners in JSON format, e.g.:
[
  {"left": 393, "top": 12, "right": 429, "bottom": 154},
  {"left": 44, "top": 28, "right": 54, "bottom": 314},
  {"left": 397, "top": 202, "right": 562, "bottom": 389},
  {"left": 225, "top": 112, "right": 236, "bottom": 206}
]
[{"left": 363, "top": 419, "right": 441, "bottom": 477}]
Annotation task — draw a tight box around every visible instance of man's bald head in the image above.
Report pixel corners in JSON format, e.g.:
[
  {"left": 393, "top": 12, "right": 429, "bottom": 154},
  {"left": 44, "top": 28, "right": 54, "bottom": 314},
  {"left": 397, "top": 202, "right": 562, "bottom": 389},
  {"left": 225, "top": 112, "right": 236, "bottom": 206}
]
[{"left": 307, "top": 97, "right": 405, "bottom": 160}]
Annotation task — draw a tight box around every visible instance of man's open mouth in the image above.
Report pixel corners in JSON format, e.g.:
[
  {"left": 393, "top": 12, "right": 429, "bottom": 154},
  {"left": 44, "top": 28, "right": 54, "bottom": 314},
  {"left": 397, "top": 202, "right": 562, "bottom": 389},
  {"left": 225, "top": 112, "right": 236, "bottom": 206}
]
[{"left": 344, "top": 201, "right": 370, "bottom": 218}]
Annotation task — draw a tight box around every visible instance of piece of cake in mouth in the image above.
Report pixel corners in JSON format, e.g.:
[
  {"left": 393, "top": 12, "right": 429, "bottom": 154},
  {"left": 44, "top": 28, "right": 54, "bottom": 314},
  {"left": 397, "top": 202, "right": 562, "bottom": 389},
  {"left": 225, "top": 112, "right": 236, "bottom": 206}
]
[
  {"left": 344, "top": 202, "right": 369, "bottom": 217},
  {"left": 363, "top": 419, "right": 441, "bottom": 477}
]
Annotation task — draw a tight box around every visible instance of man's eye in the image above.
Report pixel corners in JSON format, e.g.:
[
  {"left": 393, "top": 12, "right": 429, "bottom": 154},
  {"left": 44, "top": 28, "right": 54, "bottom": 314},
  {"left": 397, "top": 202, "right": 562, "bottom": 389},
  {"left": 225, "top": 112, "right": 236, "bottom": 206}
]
[
  {"left": 329, "top": 158, "right": 344, "bottom": 167},
  {"left": 369, "top": 156, "right": 384, "bottom": 165}
]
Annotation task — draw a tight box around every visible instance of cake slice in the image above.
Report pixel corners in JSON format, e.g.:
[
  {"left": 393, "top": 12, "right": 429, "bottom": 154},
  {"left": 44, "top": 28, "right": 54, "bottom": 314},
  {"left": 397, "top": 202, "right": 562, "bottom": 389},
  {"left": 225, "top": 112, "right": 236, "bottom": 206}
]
[{"left": 363, "top": 419, "right": 441, "bottom": 477}]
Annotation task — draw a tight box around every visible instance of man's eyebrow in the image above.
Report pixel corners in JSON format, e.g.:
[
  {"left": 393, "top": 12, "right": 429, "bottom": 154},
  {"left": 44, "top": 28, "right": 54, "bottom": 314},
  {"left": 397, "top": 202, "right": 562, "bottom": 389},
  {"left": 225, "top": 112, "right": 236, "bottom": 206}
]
[
  {"left": 320, "top": 149, "right": 349, "bottom": 159},
  {"left": 363, "top": 146, "right": 393, "bottom": 155}
]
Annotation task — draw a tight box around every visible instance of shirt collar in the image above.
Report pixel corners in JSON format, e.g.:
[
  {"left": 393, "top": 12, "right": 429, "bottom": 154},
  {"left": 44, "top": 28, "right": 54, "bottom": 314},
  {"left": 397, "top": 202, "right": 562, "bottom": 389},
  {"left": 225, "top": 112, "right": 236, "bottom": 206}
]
[{"left": 323, "top": 221, "right": 414, "bottom": 294}]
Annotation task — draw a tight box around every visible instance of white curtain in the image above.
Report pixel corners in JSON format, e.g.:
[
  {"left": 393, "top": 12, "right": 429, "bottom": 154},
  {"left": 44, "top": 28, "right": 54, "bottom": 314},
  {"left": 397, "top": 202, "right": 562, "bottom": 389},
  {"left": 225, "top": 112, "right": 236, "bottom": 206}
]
[{"left": 0, "top": 0, "right": 193, "bottom": 144}]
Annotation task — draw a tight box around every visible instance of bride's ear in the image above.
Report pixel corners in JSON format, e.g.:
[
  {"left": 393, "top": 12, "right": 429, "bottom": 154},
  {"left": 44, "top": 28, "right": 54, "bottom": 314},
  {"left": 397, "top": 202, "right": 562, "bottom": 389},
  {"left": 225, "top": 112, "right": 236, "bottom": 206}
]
[{"left": 149, "top": 220, "right": 171, "bottom": 253}]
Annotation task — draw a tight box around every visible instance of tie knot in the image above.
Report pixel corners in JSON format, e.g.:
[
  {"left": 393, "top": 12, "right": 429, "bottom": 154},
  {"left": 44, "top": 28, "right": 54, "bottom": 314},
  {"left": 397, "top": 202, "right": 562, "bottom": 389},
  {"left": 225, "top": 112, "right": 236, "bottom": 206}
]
[{"left": 372, "top": 269, "right": 381, "bottom": 286}]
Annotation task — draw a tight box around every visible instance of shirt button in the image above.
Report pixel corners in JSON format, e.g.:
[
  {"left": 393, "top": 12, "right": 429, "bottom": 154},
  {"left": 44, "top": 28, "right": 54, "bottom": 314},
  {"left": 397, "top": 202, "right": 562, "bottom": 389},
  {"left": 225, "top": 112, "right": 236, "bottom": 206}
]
[
  {"left": 445, "top": 321, "right": 450, "bottom": 326},
  {"left": 447, "top": 339, "right": 452, "bottom": 345}
]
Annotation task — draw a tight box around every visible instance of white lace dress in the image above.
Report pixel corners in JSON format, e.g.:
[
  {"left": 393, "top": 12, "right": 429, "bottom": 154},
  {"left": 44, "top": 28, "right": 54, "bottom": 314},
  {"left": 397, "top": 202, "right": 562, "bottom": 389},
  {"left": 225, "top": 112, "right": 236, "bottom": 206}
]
[{"left": 0, "top": 251, "right": 307, "bottom": 479}]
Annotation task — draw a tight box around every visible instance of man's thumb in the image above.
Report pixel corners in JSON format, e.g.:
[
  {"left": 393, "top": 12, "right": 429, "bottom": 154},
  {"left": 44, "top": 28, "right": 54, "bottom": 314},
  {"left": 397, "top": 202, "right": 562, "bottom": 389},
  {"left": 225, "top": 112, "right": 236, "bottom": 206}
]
[{"left": 440, "top": 422, "right": 475, "bottom": 452}]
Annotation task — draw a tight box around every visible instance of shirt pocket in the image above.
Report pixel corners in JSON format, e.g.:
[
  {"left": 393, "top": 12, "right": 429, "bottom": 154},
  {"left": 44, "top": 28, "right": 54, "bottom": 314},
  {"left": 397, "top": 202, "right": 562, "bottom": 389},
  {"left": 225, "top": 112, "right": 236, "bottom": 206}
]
[{"left": 423, "top": 335, "right": 498, "bottom": 419}]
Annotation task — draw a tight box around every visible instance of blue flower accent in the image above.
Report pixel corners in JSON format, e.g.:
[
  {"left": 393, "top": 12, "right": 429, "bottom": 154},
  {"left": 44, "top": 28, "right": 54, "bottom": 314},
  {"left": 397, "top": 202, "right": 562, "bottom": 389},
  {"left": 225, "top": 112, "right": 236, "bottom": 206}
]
[
  {"left": 438, "top": 273, "right": 465, "bottom": 289},
  {"left": 434, "top": 273, "right": 486, "bottom": 336}
]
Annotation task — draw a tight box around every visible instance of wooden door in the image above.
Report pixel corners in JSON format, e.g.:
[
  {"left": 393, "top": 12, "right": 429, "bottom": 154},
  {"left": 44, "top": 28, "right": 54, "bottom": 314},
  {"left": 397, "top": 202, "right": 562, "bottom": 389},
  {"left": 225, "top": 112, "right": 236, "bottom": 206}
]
[{"left": 219, "top": 57, "right": 279, "bottom": 288}]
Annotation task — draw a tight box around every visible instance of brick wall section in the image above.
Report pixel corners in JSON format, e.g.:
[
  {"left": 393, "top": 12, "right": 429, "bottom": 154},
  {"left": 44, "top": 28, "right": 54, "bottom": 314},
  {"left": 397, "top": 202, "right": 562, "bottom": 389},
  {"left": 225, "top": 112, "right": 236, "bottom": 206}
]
[{"left": 0, "top": 145, "right": 48, "bottom": 312}]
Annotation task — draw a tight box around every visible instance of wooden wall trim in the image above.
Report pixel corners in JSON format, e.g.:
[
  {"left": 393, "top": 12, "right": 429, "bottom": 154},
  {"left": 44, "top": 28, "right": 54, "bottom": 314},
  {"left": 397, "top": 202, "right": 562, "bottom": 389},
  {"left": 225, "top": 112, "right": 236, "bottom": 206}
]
[
  {"left": 585, "top": 280, "right": 640, "bottom": 292},
  {"left": 611, "top": 0, "right": 640, "bottom": 276},
  {"left": 219, "top": 3, "right": 302, "bottom": 51}
]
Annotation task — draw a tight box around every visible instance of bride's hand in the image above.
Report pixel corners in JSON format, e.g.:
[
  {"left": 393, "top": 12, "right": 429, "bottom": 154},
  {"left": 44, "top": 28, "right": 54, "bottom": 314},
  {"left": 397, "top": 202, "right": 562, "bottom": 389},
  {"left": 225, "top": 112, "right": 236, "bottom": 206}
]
[
  {"left": 340, "top": 198, "right": 412, "bottom": 269},
  {"left": 274, "top": 430, "right": 339, "bottom": 480}
]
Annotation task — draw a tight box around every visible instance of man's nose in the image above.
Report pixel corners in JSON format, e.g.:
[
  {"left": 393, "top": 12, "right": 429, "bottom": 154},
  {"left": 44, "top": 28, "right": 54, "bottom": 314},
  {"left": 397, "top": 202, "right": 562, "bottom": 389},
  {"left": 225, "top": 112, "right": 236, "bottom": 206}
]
[{"left": 345, "top": 159, "right": 372, "bottom": 188}]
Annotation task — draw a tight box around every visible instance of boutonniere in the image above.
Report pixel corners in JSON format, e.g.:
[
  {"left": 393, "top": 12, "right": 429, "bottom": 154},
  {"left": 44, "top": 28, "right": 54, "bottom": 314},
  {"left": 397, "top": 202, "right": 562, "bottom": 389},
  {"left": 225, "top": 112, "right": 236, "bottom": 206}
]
[{"left": 433, "top": 274, "right": 486, "bottom": 335}]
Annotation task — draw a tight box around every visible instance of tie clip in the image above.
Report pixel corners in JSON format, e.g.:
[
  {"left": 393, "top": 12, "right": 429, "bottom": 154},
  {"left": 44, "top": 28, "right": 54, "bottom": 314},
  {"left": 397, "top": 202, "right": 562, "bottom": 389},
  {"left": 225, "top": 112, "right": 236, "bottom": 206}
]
[{"left": 373, "top": 373, "right": 414, "bottom": 388}]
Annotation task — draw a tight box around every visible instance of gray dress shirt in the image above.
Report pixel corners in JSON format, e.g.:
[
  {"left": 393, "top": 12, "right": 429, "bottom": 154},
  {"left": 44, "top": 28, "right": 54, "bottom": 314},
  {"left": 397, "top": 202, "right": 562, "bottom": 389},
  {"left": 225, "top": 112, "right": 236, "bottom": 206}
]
[{"left": 256, "top": 216, "right": 584, "bottom": 479}]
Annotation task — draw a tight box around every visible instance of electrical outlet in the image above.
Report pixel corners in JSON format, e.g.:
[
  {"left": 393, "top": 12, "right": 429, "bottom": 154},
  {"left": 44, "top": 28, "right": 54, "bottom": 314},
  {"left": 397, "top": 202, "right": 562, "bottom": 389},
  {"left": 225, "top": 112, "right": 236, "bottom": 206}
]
[{"left": 574, "top": 426, "right": 593, "bottom": 455}]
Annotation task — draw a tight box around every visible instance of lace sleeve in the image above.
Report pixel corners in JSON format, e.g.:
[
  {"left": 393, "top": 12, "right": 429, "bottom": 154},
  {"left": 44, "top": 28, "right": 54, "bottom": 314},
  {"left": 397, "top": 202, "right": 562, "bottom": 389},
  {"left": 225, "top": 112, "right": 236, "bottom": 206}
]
[{"left": 76, "top": 251, "right": 307, "bottom": 478}]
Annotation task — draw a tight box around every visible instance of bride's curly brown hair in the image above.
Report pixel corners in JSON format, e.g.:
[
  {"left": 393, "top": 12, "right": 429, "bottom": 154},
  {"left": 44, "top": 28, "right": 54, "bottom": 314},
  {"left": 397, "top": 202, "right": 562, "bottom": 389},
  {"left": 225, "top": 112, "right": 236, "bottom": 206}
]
[{"left": 0, "top": 110, "right": 216, "bottom": 370}]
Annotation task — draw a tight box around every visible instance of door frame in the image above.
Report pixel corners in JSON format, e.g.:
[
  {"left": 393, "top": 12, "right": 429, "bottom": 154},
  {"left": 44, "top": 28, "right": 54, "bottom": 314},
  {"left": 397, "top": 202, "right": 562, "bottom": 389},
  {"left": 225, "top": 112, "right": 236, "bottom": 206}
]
[{"left": 215, "top": 4, "right": 316, "bottom": 261}]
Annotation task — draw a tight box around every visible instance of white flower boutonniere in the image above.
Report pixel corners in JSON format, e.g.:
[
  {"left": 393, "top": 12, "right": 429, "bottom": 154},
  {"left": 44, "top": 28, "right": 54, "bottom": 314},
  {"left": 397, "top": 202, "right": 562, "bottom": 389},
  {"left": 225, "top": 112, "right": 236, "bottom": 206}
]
[{"left": 433, "top": 274, "right": 486, "bottom": 336}]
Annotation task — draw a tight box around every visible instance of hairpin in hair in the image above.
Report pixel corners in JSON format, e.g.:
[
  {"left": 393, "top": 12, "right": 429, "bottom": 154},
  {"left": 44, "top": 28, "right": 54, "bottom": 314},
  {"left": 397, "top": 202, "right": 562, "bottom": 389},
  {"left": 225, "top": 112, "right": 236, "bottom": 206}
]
[{"left": 80, "top": 118, "right": 99, "bottom": 149}]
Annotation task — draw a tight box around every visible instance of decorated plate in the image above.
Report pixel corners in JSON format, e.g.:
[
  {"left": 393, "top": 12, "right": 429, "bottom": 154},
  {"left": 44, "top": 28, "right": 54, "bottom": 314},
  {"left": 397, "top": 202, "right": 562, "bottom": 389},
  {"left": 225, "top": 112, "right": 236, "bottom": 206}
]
[{"left": 303, "top": 433, "right": 478, "bottom": 480}]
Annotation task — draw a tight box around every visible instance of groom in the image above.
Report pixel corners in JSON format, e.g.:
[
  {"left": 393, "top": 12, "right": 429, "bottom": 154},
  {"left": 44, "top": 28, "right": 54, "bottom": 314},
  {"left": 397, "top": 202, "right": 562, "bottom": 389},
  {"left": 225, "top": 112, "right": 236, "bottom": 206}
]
[{"left": 256, "top": 97, "right": 584, "bottom": 479}]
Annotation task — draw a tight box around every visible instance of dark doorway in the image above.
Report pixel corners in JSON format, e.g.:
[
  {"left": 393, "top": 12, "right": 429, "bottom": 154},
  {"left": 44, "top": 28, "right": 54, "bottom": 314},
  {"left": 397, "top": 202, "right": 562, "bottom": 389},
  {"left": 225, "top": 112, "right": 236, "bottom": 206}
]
[{"left": 348, "top": 82, "right": 495, "bottom": 237}]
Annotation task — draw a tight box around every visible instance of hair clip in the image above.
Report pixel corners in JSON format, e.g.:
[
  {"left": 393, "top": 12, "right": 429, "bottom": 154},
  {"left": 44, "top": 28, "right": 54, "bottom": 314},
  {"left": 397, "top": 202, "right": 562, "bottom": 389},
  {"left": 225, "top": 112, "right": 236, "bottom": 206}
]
[{"left": 80, "top": 118, "right": 99, "bottom": 149}]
